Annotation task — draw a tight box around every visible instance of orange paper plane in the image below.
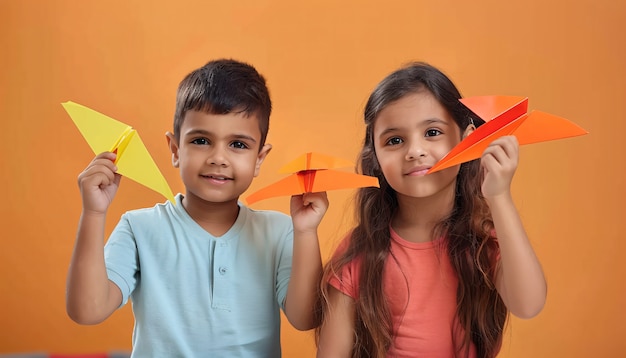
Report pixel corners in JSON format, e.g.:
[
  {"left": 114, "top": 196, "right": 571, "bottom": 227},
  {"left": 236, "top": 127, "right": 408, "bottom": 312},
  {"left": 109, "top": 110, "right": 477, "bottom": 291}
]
[
  {"left": 246, "top": 152, "right": 380, "bottom": 205},
  {"left": 62, "top": 101, "right": 175, "bottom": 203},
  {"left": 427, "top": 96, "right": 588, "bottom": 174}
]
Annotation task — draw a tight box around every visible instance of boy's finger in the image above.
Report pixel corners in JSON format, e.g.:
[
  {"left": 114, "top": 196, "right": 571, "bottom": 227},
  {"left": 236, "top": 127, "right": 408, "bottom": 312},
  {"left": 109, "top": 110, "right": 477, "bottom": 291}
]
[
  {"left": 94, "top": 151, "right": 117, "bottom": 161},
  {"left": 112, "top": 173, "right": 122, "bottom": 186},
  {"left": 83, "top": 162, "right": 117, "bottom": 178},
  {"left": 303, "top": 192, "right": 329, "bottom": 211},
  {"left": 80, "top": 163, "right": 117, "bottom": 186},
  {"left": 88, "top": 158, "right": 119, "bottom": 173}
]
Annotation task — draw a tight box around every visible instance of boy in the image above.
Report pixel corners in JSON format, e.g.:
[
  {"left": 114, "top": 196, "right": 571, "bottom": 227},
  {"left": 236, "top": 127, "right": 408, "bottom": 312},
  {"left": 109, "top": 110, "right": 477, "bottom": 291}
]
[{"left": 66, "top": 59, "right": 328, "bottom": 357}]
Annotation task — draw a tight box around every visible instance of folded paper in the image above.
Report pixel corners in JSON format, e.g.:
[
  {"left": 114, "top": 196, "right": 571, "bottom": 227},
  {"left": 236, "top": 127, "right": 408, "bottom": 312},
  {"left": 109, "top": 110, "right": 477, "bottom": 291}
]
[
  {"left": 427, "top": 96, "right": 588, "bottom": 174},
  {"left": 246, "top": 152, "right": 380, "bottom": 205},
  {"left": 62, "top": 101, "right": 175, "bottom": 203}
]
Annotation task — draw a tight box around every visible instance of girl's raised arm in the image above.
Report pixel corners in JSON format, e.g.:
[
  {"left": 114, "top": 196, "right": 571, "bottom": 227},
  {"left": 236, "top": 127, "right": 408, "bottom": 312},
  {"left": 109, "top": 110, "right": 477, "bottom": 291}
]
[{"left": 481, "top": 136, "right": 547, "bottom": 319}]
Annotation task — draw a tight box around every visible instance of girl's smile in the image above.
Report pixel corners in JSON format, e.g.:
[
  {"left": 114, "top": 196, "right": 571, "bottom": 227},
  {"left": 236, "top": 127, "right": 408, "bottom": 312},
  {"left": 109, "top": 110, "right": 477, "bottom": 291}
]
[{"left": 405, "top": 165, "right": 432, "bottom": 176}]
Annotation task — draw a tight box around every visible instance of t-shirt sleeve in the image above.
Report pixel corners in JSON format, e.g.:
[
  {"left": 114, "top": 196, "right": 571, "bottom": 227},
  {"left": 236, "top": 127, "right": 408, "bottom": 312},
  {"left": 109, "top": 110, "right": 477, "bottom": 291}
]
[
  {"left": 327, "top": 234, "right": 359, "bottom": 299},
  {"left": 104, "top": 213, "right": 140, "bottom": 307},
  {"left": 275, "top": 218, "right": 294, "bottom": 311}
]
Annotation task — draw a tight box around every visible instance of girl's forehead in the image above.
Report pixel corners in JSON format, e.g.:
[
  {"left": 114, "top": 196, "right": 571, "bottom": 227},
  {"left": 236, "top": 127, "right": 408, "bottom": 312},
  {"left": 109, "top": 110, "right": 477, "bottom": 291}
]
[{"left": 374, "top": 93, "right": 455, "bottom": 130}]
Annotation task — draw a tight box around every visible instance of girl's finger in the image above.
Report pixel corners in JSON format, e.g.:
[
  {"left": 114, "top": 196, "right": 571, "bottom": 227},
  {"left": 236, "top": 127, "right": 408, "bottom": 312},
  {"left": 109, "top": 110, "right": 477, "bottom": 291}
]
[
  {"left": 490, "top": 136, "right": 518, "bottom": 159},
  {"left": 482, "top": 145, "right": 507, "bottom": 166}
]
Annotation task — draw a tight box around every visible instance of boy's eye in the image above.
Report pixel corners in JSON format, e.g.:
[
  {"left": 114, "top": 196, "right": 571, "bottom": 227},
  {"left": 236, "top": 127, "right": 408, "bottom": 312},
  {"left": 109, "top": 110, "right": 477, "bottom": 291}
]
[
  {"left": 425, "top": 129, "right": 442, "bottom": 137},
  {"left": 231, "top": 141, "right": 249, "bottom": 149},
  {"left": 386, "top": 137, "right": 403, "bottom": 146},
  {"left": 191, "top": 138, "right": 209, "bottom": 145}
]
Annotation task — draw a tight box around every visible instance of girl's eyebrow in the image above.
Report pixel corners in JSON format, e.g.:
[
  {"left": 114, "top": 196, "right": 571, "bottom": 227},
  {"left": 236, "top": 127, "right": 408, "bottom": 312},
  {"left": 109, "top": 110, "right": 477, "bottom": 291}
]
[
  {"left": 378, "top": 118, "right": 450, "bottom": 137},
  {"left": 377, "top": 127, "right": 400, "bottom": 138},
  {"left": 423, "top": 118, "right": 450, "bottom": 126}
]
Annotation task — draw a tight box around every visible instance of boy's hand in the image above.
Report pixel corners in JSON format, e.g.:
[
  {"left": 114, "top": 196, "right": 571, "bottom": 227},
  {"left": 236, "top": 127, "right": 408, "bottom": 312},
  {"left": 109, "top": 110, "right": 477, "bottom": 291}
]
[
  {"left": 480, "top": 135, "right": 519, "bottom": 199},
  {"left": 290, "top": 192, "right": 329, "bottom": 234},
  {"left": 77, "top": 151, "right": 121, "bottom": 214}
]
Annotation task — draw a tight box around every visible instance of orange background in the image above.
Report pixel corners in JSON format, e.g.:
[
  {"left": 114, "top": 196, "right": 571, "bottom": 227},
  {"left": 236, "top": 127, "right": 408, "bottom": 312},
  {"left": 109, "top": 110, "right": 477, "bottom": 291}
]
[{"left": 1, "top": 1, "right": 624, "bottom": 357}]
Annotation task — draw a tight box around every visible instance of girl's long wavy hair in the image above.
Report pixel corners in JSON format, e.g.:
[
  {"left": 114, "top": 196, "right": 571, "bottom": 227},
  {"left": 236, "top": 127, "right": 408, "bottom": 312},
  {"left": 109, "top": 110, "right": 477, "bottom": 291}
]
[{"left": 316, "top": 62, "right": 508, "bottom": 358}]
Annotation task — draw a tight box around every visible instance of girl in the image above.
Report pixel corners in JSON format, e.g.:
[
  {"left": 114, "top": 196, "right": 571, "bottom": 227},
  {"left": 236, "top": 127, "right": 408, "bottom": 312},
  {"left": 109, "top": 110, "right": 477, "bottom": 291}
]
[{"left": 316, "top": 63, "right": 547, "bottom": 358}]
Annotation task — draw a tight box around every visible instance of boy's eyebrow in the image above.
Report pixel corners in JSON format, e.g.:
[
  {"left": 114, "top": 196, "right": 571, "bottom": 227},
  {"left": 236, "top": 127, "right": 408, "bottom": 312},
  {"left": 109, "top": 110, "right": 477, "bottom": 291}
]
[
  {"left": 183, "top": 128, "right": 213, "bottom": 138},
  {"left": 183, "top": 129, "right": 258, "bottom": 143},
  {"left": 231, "top": 134, "right": 258, "bottom": 143}
]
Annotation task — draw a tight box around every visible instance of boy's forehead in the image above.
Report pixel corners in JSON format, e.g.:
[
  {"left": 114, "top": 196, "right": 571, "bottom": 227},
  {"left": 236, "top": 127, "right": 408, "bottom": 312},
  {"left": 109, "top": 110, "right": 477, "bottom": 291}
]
[{"left": 181, "top": 110, "right": 263, "bottom": 137}]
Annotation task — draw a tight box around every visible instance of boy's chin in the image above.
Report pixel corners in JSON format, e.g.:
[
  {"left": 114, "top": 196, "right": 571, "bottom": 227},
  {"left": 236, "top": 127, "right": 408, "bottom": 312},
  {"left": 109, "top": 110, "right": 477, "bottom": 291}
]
[{"left": 183, "top": 192, "right": 242, "bottom": 206}]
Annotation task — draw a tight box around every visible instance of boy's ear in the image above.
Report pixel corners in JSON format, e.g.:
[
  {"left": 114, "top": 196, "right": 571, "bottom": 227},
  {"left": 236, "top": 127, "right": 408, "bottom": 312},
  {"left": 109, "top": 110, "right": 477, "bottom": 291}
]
[
  {"left": 165, "top": 131, "right": 180, "bottom": 168},
  {"left": 254, "top": 144, "right": 272, "bottom": 177}
]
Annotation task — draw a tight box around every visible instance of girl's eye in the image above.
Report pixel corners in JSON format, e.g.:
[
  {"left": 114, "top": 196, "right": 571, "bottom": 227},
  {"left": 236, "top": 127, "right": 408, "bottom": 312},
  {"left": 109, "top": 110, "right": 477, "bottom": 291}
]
[
  {"left": 386, "top": 137, "right": 403, "bottom": 146},
  {"left": 191, "top": 138, "right": 209, "bottom": 145},
  {"left": 425, "top": 129, "right": 442, "bottom": 137},
  {"left": 231, "top": 141, "right": 249, "bottom": 149}
]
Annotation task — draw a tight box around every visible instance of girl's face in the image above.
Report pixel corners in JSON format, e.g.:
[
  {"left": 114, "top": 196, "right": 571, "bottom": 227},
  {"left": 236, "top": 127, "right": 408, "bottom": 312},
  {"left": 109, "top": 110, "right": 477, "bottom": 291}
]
[{"left": 373, "top": 90, "right": 466, "bottom": 201}]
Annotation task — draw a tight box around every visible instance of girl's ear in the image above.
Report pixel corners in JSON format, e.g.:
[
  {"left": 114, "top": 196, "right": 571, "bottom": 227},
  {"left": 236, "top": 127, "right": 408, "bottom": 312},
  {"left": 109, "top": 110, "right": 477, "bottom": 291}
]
[
  {"left": 462, "top": 119, "right": 476, "bottom": 139},
  {"left": 165, "top": 131, "right": 180, "bottom": 168}
]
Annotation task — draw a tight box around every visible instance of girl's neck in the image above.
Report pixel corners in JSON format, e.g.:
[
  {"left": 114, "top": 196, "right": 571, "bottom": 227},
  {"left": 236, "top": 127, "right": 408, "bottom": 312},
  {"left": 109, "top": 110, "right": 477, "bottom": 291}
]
[
  {"left": 391, "top": 182, "right": 456, "bottom": 243},
  {"left": 182, "top": 193, "right": 240, "bottom": 237}
]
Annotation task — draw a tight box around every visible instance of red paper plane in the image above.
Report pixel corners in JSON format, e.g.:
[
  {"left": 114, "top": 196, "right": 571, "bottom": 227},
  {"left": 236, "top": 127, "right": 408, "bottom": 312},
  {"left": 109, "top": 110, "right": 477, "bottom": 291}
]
[{"left": 427, "top": 96, "right": 588, "bottom": 174}]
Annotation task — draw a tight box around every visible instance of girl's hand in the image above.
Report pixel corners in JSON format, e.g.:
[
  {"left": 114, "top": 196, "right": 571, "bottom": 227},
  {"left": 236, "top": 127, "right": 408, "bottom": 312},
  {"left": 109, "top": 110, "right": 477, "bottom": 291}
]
[
  {"left": 290, "top": 192, "right": 329, "bottom": 234},
  {"left": 77, "top": 151, "right": 121, "bottom": 214},
  {"left": 481, "top": 136, "right": 519, "bottom": 199}
]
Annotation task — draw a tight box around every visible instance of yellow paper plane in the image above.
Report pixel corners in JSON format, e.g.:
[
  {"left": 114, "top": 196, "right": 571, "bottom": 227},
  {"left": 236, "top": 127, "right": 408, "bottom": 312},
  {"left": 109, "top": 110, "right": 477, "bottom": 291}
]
[{"left": 62, "top": 101, "right": 175, "bottom": 203}]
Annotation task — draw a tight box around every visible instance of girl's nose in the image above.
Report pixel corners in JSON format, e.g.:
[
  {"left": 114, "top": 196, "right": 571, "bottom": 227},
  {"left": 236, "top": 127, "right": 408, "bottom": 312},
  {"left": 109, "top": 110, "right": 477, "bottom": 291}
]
[{"left": 405, "top": 141, "right": 427, "bottom": 160}]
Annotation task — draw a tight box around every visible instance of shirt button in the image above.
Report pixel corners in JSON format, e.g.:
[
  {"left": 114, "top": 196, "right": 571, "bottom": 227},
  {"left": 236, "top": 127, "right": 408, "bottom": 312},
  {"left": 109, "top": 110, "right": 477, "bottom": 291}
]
[{"left": 218, "top": 267, "right": 227, "bottom": 275}]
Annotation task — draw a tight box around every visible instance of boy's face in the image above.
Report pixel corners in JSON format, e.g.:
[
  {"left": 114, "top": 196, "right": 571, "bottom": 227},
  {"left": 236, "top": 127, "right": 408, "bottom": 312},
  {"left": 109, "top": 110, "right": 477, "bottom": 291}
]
[{"left": 167, "top": 110, "right": 271, "bottom": 206}]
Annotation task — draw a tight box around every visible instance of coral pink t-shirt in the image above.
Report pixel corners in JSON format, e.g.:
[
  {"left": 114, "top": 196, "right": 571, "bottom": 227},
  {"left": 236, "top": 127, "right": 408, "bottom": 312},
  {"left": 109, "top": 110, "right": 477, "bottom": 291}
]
[{"left": 329, "top": 228, "right": 477, "bottom": 358}]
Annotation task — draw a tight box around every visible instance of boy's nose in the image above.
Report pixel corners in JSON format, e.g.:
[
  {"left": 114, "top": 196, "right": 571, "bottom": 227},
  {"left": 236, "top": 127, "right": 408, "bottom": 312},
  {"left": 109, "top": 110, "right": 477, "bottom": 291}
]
[{"left": 208, "top": 147, "right": 228, "bottom": 166}]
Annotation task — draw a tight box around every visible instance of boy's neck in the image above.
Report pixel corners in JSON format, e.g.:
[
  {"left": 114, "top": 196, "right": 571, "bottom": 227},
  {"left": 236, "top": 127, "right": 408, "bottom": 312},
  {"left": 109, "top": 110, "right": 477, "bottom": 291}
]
[{"left": 181, "top": 194, "right": 241, "bottom": 237}]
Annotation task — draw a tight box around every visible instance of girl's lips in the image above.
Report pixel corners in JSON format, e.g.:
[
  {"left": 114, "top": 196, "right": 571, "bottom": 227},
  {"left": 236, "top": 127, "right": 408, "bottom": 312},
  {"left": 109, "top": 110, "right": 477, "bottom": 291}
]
[{"left": 406, "top": 167, "right": 431, "bottom": 176}]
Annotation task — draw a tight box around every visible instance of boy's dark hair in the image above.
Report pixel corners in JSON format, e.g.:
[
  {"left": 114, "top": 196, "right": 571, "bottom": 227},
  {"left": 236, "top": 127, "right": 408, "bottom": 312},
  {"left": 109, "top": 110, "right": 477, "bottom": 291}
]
[{"left": 173, "top": 59, "right": 272, "bottom": 148}]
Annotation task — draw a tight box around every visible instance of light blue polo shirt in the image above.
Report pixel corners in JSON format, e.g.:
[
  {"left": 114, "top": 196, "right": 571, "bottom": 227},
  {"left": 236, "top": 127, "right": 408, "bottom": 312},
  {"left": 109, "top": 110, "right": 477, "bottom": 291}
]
[{"left": 104, "top": 194, "right": 293, "bottom": 357}]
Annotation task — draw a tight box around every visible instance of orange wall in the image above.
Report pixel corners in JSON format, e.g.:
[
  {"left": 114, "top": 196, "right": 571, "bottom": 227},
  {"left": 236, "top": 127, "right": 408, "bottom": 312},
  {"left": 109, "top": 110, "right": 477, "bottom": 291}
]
[{"left": 1, "top": 1, "right": 624, "bottom": 357}]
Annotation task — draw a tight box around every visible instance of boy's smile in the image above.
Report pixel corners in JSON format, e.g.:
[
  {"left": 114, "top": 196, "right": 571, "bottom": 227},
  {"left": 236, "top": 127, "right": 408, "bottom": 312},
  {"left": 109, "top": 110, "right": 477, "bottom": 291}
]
[
  {"left": 167, "top": 110, "right": 270, "bottom": 211},
  {"left": 202, "top": 173, "right": 233, "bottom": 182}
]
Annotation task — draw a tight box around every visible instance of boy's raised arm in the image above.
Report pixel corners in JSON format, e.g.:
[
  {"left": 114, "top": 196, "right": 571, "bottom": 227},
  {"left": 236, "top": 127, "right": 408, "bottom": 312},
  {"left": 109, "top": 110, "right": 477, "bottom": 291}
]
[
  {"left": 284, "top": 192, "right": 328, "bottom": 331},
  {"left": 66, "top": 152, "right": 123, "bottom": 324}
]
